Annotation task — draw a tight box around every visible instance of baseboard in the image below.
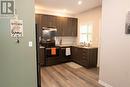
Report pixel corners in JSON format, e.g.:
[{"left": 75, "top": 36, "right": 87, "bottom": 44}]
[{"left": 98, "top": 80, "right": 113, "bottom": 87}]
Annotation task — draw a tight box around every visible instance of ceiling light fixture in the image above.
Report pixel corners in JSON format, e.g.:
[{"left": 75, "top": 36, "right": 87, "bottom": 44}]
[{"left": 78, "top": 0, "right": 82, "bottom": 5}]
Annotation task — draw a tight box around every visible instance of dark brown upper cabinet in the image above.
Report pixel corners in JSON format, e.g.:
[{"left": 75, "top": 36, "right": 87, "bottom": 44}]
[
  {"left": 56, "top": 17, "right": 68, "bottom": 36},
  {"left": 67, "top": 18, "right": 78, "bottom": 36},
  {"left": 42, "top": 15, "right": 57, "bottom": 28},
  {"left": 35, "top": 14, "right": 42, "bottom": 36},
  {"left": 35, "top": 14, "right": 78, "bottom": 36}
]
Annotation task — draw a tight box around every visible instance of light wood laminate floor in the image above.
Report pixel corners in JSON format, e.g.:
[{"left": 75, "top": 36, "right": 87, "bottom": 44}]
[{"left": 41, "top": 63, "right": 104, "bottom": 87}]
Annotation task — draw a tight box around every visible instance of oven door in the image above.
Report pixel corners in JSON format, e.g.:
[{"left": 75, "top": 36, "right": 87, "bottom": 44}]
[{"left": 45, "top": 47, "right": 60, "bottom": 58}]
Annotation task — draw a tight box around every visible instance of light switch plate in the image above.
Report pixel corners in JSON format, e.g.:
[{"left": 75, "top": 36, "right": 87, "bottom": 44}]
[{"left": 29, "top": 41, "right": 33, "bottom": 47}]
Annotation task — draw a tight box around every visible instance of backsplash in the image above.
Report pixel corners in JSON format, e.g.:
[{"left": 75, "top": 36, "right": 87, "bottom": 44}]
[{"left": 55, "top": 36, "right": 77, "bottom": 45}]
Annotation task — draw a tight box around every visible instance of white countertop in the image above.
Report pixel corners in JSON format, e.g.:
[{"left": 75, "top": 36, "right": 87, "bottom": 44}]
[
  {"left": 39, "top": 46, "right": 45, "bottom": 48},
  {"left": 73, "top": 45, "right": 98, "bottom": 49},
  {"left": 56, "top": 44, "right": 98, "bottom": 49}
]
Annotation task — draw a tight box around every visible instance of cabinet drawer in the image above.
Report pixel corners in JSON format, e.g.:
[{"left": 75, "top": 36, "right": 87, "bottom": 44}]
[
  {"left": 82, "top": 52, "right": 88, "bottom": 56},
  {"left": 82, "top": 49, "right": 88, "bottom": 52},
  {"left": 79, "top": 60, "right": 89, "bottom": 67},
  {"left": 82, "top": 56, "right": 89, "bottom": 60}
]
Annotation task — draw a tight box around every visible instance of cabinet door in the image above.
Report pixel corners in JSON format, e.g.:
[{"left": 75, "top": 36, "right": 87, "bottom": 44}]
[
  {"left": 71, "top": 18, "right": 78, "bottom": 36},
  {"left": 56, "top": 17, "right": 63, "bottom": 36},
  {"left": 42, "top": 15, "right": 49, "bottom": 27},
  {"left": 47, "top": 15, "right": 57, "bottom": 28},
  {"left": 88, "top": 48, "right": 98, "bottom": 67},
  {"left": 67, "top": 18, "right": 74, "bottom": 36},
  {"left": 71, "top": 47, "right": 77, "bottom": 60},
  {"left": 35, "top": 14, "right": 40, "bottom": 24},
  {"left": 56, "top": 17, "right": 77, "bottom": 36},
  {"left": 71, "top": 47, "right": 82, "bottom": 63},
  {"left": 42, "top": 15, "right": 56, "bottom": 27},
  {"left": 35, "top": 14, "right": 42, "bottom": 36},
  {"left": 39, "top": 48, "right": 45, "bottom": 66},
  {"left": 67, "top": 18, "right": 78, "bottom": 36},
  {"left": 60, "top": 17, "right": 68, "bottom": 36}
]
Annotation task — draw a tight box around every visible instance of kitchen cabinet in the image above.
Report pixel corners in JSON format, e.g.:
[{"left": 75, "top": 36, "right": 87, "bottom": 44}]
[
  {"left": 67, "top": 18, "right": 78, "bottom": 36},
  {"left": 35, "top": 14, "right": 78, "bottom": 36},
  {"left": 35, "top": 14, "right": 42, "bottom": 36},
  {"left": 42, "top": 14, "right": 57, "bottom": 28},
  {"left": 39, "top": 47, "right": 45, "bottom": 66},
  {"left": 56, "top": 17, "right": 68, "bottom": 36},
  {"left": 71, "top": 46, "right": 98, "bottom": 68},
  {"left": 71, "top": 46, "right": 81, "bottom": 62},
  {"left": 56, "top": 17, "right": 77, "bottom": 36}
]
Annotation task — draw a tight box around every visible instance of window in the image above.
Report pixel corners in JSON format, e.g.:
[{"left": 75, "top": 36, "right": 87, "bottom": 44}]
[{"left": 79, "top": 24, "right": 93, "bottom": 43}]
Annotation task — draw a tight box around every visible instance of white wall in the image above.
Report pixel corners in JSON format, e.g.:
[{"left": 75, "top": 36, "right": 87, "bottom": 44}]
[
  {"left": 55, "top": 36, "right": 77, "bottom": 45},
  {"left": 76, "top": 7, "right": 101, "bottom": 67},
  {"left": 76, "top": 7, "right": 101, "bottom": 47},
  {"left": 99, "top": 0, "right": 130, "bottom": 87}
]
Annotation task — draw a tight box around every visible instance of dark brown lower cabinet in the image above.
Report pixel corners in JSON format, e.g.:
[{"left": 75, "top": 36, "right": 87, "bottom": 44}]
[
  {"left": 39, "top": 47, "right": 45, "bottom": 66},
  {"left": 71, "top": 46, "right": 98, "bottom": 68},
  {"left": 39, "top": 46, "right": 98, "bottom": 68}
]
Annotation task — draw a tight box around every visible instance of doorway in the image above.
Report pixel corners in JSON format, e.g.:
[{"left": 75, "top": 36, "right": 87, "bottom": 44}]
[{"left": 35, "top": 1, "right": 102, "bottom": 87}]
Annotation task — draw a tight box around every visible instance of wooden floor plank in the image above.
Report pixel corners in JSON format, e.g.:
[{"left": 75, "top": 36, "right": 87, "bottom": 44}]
[
  {"left": 41, "top": 63, "right": 104, "bottom": 87},
  {"left": 41, "top": 67, "right": 61, "bottom": 87},
  {"left": 62, "top": 64, "right": 102, "bottom": 87}
]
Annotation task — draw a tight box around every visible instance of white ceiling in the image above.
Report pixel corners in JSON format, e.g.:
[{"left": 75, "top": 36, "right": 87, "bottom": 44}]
[{"left": 35, "top": 0, "right": 102, "bottom": 16}]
